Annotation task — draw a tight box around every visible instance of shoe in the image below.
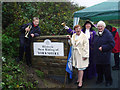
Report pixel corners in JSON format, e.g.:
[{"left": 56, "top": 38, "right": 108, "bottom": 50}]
[
  {"left": 77, "top": 82, "right": 83, "bottom": 89},
  {"left": 27, "top": 64, "right": 32, "bottom": 67},
  {"left": 105, "top": 81, "right": 112, "bottom": 87},
  {"left": 112, "top": 65, "right": 116, "bottom": 68},
  {"left": 112, "top": 66, "right": 119, "bottom": 70},
  {"left": 105, "top": 83, "right": 109, "bottom": 87},
  {"left": 74, "top": 81, "right": 79, "bottom": 85},
  {"left": 77, "top": 85, "right": 82, "bottom": 89},
  {"left": 109, "top": 81, "right": 113, "bottom": 85},
  {"left": 96, "top": 80, "right": 103, "bottom": 84}
]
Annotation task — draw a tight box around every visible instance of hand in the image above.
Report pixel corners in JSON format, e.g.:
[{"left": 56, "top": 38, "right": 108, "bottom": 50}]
[
  {"left": 31, "top": 34, "right": 34, "bottom": 37},
  {"left": 25, "top": 27, "right": 30, "bottom": 31},
  {"left": 66, "top": 35, "right": 71, "bottom": 39},
  {"left": 64, "top": 26, "right": 69, "bottom": 30},
  {"left": 82, "top": 57, "right": 87, "bottom": 60},
  {"left": 99, "top": 47, "right": 102, "bottom": 51}
]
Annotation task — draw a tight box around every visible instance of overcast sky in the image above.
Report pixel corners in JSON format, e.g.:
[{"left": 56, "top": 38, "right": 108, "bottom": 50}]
[{"left": 71, "top": 0, "right": 108, "bottom": 7}]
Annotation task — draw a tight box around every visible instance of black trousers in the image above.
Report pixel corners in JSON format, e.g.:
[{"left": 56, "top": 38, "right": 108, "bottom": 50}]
[
  {"left": 96, "top": 64, "right": 112, "bottom": 83},
  {"left": 114, "top": 53, "right": 119, "bottom": 67},
  {"left": 19, "top": 37, "right": 31, "bottom": 65}
]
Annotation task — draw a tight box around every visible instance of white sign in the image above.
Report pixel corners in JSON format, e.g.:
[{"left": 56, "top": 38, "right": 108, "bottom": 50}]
[{"left": 33, "top": 39, "right": 64, "bottom": 56}]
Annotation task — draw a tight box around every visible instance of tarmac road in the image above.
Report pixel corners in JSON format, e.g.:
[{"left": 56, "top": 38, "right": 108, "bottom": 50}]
[{"left": 65, "top": 53, "right": 120, "bottom": 89}]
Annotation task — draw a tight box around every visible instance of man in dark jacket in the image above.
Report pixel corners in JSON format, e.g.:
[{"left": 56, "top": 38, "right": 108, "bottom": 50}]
[
  {"left": 93, "top": 21, "right": 115, "bottom": 87},
  {"left": 17, "top": 17, "right": 40, "bottom": 66}
]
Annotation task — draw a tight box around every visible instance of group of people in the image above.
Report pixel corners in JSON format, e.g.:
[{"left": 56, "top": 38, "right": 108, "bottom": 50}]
[
  {"left": 16, "top": 17, "right": 120, "bottom": 88},
  {"left": 65, "top": 20, "right": 120, "bottom": 88}
]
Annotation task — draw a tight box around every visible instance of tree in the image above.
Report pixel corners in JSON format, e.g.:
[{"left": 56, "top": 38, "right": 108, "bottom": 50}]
[{"left": 2, "top": 2, "right": 85, "bottom": 57}]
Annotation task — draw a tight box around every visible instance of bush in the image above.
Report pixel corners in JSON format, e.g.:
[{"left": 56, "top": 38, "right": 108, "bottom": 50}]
[
  {"left": 2, "top": 33, "right": 19, "bottom": 57},
  {"left": 35, "top": 70, "right": 44, "bottom": 79},
  {"left": 2, "top": 2, "right": 84, "bottom": 57},
  {"left": 2, "top": 56, "right": 38, "bottom": 88}
]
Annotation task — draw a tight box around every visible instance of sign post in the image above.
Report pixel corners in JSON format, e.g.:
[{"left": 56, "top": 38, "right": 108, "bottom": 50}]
[
  {"left": 31, "top": 35, "right": 69, "bottom": 83},
  {"left": 33, "top": 39, "right": 64, "bottom": 56}
]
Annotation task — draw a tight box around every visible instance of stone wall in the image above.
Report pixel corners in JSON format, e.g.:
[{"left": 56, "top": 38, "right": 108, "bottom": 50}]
[{"left": 31, "top": 35, "right": 69, "bottom": 77}]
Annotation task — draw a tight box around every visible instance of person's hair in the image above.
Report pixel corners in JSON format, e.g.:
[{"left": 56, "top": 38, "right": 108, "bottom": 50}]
[
  {"left": 74, "top": 25, "right": 81, "bottom": 30},
  {"left": 82, "top": 23, "right": 94, "bottom": 33},
  {"left": 33, "top": 17, "right": 39, "bottom": 21},
  {"left": 97, "top": 21, "right": 106, "bottom": 27},
  {"left": 106, "top": 25, "right": 112, "bottom": 32}
]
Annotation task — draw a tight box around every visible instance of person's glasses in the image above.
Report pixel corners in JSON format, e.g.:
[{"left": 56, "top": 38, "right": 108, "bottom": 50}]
[{"left": 75, "top": 27, "right": 81, "bottom": 30}]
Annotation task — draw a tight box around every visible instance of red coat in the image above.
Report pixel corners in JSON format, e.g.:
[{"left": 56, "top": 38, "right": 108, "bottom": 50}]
[{"left": 112, "top": 27, "right": 120, "bottom": 53}]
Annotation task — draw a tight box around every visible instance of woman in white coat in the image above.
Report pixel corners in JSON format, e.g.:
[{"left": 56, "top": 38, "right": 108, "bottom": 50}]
[{"left": 67, "top": 25, "right": 89, "bottom": 88}]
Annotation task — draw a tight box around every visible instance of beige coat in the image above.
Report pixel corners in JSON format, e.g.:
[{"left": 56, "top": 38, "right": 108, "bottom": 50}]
[{"left": 70, "top": 32, "right": 89, "bottom": 68}]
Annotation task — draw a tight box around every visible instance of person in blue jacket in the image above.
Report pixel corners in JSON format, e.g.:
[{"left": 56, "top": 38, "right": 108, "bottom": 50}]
[
  {"left": 93, "top": 21, "right": 115, "bottom": 87},
  {"left": 17, "top": 17, "right": 41, "bottom": 67}
]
